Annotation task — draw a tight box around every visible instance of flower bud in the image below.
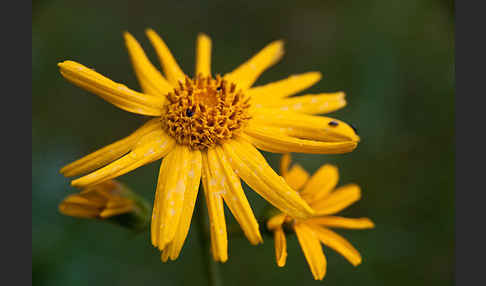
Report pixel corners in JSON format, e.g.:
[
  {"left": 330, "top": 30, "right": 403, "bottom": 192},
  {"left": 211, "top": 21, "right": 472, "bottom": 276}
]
[{"left": 59, "top": 180, "right": 150, "bottom": 231}]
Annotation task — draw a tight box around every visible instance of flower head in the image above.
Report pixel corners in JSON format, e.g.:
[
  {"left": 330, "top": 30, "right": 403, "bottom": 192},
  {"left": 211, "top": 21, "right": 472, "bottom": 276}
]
[
  {"left": 59, "top": 180, "right": 150, "bottom": 230},
  {"left": 58, "top": 29, "right": 360, "bottom": 262},
  {"left": 266, "top": 154, "right": 374, "bottom": 280}
]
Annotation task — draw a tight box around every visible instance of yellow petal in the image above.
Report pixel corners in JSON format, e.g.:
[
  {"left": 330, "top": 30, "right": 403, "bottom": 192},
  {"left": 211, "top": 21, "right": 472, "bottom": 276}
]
[
  {"left": 284, "top": 164, "right": 310, "bottom": 191},
  {"left": 243, "top": 125, "right": 358, "bottom": 154},
  {"left": 99, "top": 204, "right": 133, "bottom": 218},
  {"left": 58, "top": 61, "right": 164, "bottom": 116},
  {"left": 166, "top": 150, "right": 202, "bottom": 260},
  {"left": 201, "top": 151, "right": 228, "bottom": 262},
  {"left": 251, "top": 107, "right": 360, "bottom": 143},
  {"left": 311, "top": 184, "right": 362, "bottom": 215},
  {"left": 58, "top": 202, "right": 100, "bottom": 218},
  {"left": 306, "top": 216, "right": 375, "bottom": 229},
  {"left": 62, "top": 194, "right": 104, "bottom": 208},
  {"left": 222, "top": 139, "right": 314, "bottom": 219},
  {"left": 60, "top": 118, "right": 161, "bottom": 177},
  {"left": 213, "top": 147, "right": 262, "bottom": 245},
  {"left": 156, "top": 145, "right": 192, "bottom": 249},
  {"left": 81, "top": 181, "right": 114, "bottom": 196},
  {"left": 123, "top": 32, "right": 173, "bottom": 96},
  {"left": 145, "top": 29, "right": 186, "bottom": 85},
  {"left": 239, "top": 132, "right": 290, "bottom": 154},
  {"left": 257, "top": 92, "right": 346, "bottom": 115},
  {"left": 81, "top": 180, "right": 119, "bottom": 199},
  {"left": 248, "top": 72, "right": 322, "bottom": 103},
  {"left": 71, "top": 129, "right": 175, "bottom": 188},
  {"left": 224, "top": 40, "right": 284, "bottom": 90},
  {"left": 300, "top": 164, "right": 339, "bottom": 203},
  {"left": 274, "top": 227, "right": 288, "bottom": 267},
  {"left": 151, "top": 149, "right": 172, "bottom": 248},
  {"left": 78, "top": 190, "right": 108, "bottom": 206},
  {"left": 279, "top": 153, "right": 291, "bottom": 177},
  {"left": 266, "top": 213, "right": 286, "bottom": 231},
  {"left": 195, "top": 33, "right": 212, "bottom": 77},
  {"left": 311, "top": 225, "right": 363, "bottom": 266},
  {"left": 105, "top": 198, "right": 132, "bottom": 209},
  {"left": 294, "top": 223, "right": 327, "bottom": 280},
  {"left": 161, "top": 245, "right": 170, "bottom": 262}
]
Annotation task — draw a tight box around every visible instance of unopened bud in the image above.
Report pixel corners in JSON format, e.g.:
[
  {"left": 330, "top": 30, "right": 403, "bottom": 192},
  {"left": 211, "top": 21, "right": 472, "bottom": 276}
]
[{"left": 59, "top": 180, "right": 150, "bottom": 232}]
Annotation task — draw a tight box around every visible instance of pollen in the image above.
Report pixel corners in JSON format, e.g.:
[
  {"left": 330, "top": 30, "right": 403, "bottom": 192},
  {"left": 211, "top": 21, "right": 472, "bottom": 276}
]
[{"left": 162, "top": 74, "right": 251, "bottom": 149}]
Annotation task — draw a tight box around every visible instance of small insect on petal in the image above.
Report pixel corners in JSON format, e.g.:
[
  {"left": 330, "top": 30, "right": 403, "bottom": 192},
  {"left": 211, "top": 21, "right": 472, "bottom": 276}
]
[{"left": 328, "top": 121, "right": 339, "bottom": 127}]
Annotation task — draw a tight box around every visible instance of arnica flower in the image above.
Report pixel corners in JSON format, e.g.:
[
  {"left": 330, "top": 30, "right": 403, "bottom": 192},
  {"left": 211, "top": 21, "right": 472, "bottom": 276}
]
[
  {"left": 266, "top": 154, "right": 374, "bottom": 280},
  {"left": 59, "top": 180, "right": 150, "bottom": 231},
  {"left": 58, "top": 29, "right": 360, "bottom": 262}
]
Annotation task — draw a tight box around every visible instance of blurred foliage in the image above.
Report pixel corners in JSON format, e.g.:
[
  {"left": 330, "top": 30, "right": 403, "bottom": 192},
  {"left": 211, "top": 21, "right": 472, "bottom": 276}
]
[{"left": 32, "top": 0, "right": 454, "bottom": 285}]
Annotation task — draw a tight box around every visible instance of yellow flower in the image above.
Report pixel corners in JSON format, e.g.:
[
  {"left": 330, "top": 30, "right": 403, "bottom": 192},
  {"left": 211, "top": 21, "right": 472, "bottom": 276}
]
[
  {"left": 58, "top": 29, "right": 360, "bottom": 262},
  {"left": 59, "top": 180, "right": 137, "bottom": 219},
  {"left": 59, "top": 180, "right": 150, "bottom": 231},
  {"left": 266, "top": 154, "right": 374, "bottom": 280}
]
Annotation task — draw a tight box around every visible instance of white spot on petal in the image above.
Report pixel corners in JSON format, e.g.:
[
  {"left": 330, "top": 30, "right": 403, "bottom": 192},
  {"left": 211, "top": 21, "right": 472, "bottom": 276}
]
[{"left": 292, "top": 103, "right": 302, "bottom": 110}]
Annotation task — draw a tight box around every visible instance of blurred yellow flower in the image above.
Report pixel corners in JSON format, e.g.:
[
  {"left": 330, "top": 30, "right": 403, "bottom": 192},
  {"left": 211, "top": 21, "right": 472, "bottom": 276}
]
[
  {"left": 266, "top": 154, "right": 374, "bottom": 280},
  {"left": 59, "top": 180, "right": 133, "bottom": 219},
  {"left": 59, "top": 180, "right": 150, "bottom": 231},
  {"left": 58, "top": 29, "right": 360, "bottom": 262}
]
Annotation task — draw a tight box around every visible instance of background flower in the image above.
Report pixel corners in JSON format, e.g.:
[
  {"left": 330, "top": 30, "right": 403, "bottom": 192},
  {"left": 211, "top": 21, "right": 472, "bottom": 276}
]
[
  {"left": 58, "top": 180, "right": 151, "bottom": 231},
  {"left": 266, "top": 154, "right": 374, "bottom": 280}
]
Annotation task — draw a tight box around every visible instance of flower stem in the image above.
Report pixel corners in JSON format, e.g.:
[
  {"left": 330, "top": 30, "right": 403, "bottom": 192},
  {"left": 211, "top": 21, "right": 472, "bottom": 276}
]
[{"left": 195, "top": 190, "right": 223, "bottom": 286}]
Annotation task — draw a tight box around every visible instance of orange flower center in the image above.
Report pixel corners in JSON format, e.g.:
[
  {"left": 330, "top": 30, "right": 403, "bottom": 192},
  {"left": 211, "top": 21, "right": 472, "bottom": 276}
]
[{"left": 162, "top": 75, "right": 251, "bottom": 149}]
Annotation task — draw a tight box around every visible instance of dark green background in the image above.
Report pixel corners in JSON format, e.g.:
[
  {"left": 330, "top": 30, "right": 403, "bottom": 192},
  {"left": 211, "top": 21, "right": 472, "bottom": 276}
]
[{"left": 32, "top": 0, "right": 454, "bottom": 285}]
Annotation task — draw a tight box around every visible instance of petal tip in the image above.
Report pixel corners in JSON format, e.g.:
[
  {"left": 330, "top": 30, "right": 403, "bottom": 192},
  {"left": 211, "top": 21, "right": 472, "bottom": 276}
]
[
  {"left": 57, "top": 61, "right": 73, "bottom": 69},
  {"left": 352, "top": 256, "right": 363, "bottom": 266},
  {"left": 161, "top": 252, "right": 170, "bottom": 263},
  {"left": 59, "top": 167, "right": 66, "bottom": 175},
  {"left": 313, "top": 71, "right": 323, "bottom": 80},
  {"left": 198, "top": 32, "right": 211, "bottom": 39},
  {"left": 270, "top": 40, "right": 285, "bottom": 59},
  {"left": 277, "top": 258, "right": 287, "bottom": 267},
  {"left": 145, "top": 28, "right": 158, "bottom": 38},
  {"left": 349, "top": 184, "right": 363, "bottom": 200},
  {"left": 364, "top": 218, "right": 375, "bottom": 228},
  {"left": 122, "top": 31, "right": 133, "bottom": 40}
]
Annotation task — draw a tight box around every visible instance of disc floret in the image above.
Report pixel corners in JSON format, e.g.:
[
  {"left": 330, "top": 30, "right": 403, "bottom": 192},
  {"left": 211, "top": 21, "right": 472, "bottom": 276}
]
[{"left": 162, "top": 75, "right": 251, "bottom": 149}]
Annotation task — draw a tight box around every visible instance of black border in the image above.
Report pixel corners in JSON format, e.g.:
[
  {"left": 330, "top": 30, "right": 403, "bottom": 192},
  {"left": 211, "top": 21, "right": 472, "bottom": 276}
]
[
  {"left": 456, "top": 1, "right": 484, "bottom": 285},
  {"left": 9, "top": 1, "right": 32, "bottom": 285}
]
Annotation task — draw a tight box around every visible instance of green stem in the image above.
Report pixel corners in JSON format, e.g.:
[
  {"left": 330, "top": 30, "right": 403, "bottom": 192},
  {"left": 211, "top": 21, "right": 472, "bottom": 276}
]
[{"left": 195, "top": 190, "right": 223, "bottom": 286}]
